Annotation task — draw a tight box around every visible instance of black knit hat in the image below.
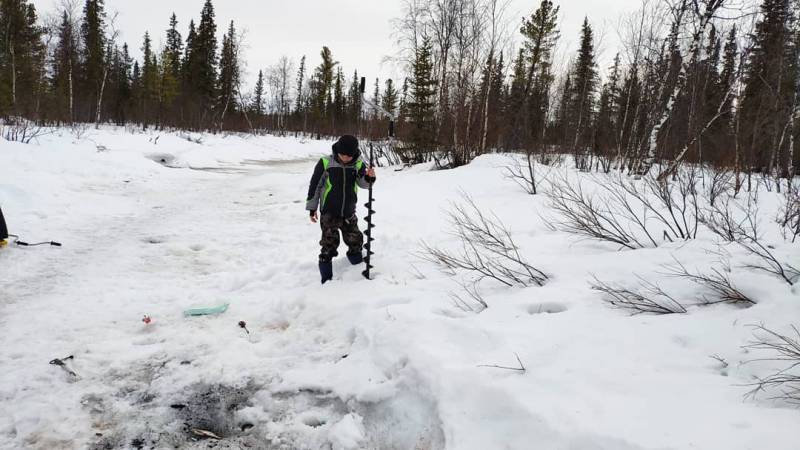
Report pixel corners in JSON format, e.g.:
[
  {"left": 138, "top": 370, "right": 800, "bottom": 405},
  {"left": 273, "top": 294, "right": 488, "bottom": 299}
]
[{"left": 333, "top": 135, "right": 359, "bottom": 157}]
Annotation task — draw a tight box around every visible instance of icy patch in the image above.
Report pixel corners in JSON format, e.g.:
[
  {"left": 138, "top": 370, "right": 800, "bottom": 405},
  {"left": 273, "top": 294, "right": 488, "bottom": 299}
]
[
  {"left": 80, "top": 366, "right": 445, "bottom": 450},
  {"left": 89, "top": 381, "right": 265, "bottom": 450},
  {"left": 359, "top": 384, "right": 446, "bottom": 450},
  {"left": 329, "top": 413, "right": 365, "bottom": 449}
]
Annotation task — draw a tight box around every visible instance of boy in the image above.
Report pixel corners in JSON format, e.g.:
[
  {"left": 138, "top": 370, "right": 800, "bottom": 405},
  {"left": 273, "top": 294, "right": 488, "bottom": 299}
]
[{"left": 306, "top": 135, "right": 376, "bottom": 283}]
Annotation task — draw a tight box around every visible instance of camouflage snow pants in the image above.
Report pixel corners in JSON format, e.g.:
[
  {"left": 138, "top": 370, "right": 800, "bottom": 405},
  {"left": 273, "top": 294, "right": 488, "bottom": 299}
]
[{"left": 319, "top": 214, "right": 364, "bottom": 262}]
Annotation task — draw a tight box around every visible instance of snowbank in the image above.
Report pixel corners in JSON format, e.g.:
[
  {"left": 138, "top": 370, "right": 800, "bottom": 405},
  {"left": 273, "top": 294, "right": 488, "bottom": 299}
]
[{"left": 0, "top": 127, "right": 797, "bottom": 449}]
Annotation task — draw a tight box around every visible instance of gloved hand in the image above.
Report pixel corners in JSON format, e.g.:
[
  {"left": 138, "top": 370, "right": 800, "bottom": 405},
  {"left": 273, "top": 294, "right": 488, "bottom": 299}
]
[{"left": 310, "top": 210, "right": 319, "bottom": 223}]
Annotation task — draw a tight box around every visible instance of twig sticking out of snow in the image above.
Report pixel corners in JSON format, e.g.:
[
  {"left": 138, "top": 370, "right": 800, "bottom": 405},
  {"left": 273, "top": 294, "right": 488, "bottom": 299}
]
[
  {"left": 664, "top": 257, "right": 756, "bottom": 307},
  {"left": 744, "top": 325, "right": 800, "bottom": 404},
  {"left": 449, "top": 280, "right": 488, "bottom": 313},
  {"left": 419, "top": 193, "right": 548, "bottom": 288},
  {"left": 190, "top": 428, "right": 222, "bottom": 440},
  {"left": 478, "top": 353, "right": 526, "bottom": 373},
  {"left": 700, "top": 196, "right": 799, "bottom": 286},
  {"left": 590, "top": 275, "right": 687, "bottom": 315}
]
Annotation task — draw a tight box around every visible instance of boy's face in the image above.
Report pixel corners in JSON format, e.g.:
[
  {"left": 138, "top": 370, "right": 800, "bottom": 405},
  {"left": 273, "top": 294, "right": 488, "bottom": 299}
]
[{"left": 337, "top": 153, "right": 353, "bottom": 163}]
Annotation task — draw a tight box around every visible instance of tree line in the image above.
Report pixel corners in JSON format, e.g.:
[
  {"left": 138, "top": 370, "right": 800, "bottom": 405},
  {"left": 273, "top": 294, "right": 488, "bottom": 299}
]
[
  {"left": 390, "top": 0, "right": 799, "bottom": 180},
  {"left": 0, "top": 0, "right": 798, "bottom": 181},
  {"left": 0, "top": 0, "right": 250, "bottom": 131}
]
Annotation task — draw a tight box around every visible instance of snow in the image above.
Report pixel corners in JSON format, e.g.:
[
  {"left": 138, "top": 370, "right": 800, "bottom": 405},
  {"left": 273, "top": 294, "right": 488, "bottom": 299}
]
[{"left": 0, "top": 126, "right": 798, "bottom": 449}]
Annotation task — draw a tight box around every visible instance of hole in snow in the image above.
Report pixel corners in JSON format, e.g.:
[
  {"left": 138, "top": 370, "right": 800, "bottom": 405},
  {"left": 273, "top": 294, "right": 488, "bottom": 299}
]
[
  {"left": 301, "top": 415, "right": 327, "bottom": 428},
  {"left": 527, "top": 302, "right": 568, "bottom": 315},
  {"left": 146, "top": 153, "right": 179, "bottom": 168}
]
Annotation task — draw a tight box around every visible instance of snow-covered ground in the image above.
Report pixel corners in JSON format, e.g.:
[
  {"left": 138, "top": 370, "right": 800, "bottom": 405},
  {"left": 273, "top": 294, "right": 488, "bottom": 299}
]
[{"left": 0, "top": 126, "right": 797, "bottom": 450}]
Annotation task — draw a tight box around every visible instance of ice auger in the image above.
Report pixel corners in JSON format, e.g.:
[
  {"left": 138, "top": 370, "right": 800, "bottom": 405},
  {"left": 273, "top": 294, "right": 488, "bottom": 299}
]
[{"left": 358, "top": 77, "right": 396, "bottom": 280}]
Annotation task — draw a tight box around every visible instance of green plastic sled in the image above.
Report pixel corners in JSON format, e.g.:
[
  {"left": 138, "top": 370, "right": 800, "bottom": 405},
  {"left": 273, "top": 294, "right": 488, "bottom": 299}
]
[{"left": 183, "top": 303, "right": 229, "bottom": 317}]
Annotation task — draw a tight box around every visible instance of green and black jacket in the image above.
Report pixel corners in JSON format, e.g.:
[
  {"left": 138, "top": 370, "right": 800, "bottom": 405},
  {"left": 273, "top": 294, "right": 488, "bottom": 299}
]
[{"left": 306, "top": 153, "right": 375, "bottom": 218}]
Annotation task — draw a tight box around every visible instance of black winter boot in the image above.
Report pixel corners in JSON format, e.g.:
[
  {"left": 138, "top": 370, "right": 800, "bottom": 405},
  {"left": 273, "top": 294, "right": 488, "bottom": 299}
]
[
  {"left": 346, "top": 252, "right": 363, "bottom": 265},
  {"left": 319, "top": 261, "right": 333, "bottom": 284}
]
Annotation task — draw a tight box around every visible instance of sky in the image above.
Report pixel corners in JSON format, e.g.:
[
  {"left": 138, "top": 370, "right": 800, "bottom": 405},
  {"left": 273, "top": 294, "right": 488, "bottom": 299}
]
[{"left": 32, "top": 0, "right": 631, "bottom": 89}]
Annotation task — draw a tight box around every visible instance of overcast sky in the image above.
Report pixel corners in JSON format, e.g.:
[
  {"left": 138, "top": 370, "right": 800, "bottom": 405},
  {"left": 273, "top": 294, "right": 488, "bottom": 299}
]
[{"left": 32, "top": 0, "right": 631, "bottom": 88}]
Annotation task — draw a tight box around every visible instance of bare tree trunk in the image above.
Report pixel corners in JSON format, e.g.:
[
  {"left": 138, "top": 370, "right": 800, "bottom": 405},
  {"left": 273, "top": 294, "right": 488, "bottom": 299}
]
[
  {"left": 465, "top": 92, "right": 475, "bottom": 161},
  {"left": 644, "top": 0, "right": 725, "bottom": 174},
  {"left": 95, "top": 17, "right": 119, "bottom": 127},
  {"left": 480, "top": 54, "right": 494, "bottom": 152},
  {"left": 573, "top": 75, "right": 592, "bottom": 160},
  {"left": 734, "top": 84, "right": 743, "bottom": 193},
  {"left": 787, "top": 91, "right": 798, "bottom": 179},
  {"left": 615, "top": 2, "right": 650, "bottom": 168},
  {"left": 430, "top": 0, "right": 457, "bottom": 143},
  {"left": 616, "top": 73, "right": 636, "bottom": 169},
  {"left": 10, "top": 39, "right": 16, "bottom": 109},
  {"left": 768, "top": 51, "right": 786, "bottom": 177},
  {"left": 95, "top": 67, "right": 108, "bottom": 126},
  {"left": 238, "top": 91, "right": 254, "bottom": 133},
  {"left": 658, "top": 84, "right": 738, "bottom": 181}
]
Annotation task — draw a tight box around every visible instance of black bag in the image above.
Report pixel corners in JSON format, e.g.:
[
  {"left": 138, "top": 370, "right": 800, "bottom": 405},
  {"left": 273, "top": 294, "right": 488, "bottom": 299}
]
[{"left": 0, "top": 206, "right": 8, "bottom": 240}]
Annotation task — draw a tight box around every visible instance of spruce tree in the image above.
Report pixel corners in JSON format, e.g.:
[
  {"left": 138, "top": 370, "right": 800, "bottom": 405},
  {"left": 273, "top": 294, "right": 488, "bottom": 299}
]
[
  {"left": 738, "top": 0, "right": 796, "bottom": 173},
  {"left": 53, "top": 10, "right": 78, "bottom": 122},
  {"left": 381, "top": 79, "right": 398, "bottom": 117},
  {"left": 253, "top": 69, "right": 265, "bottom": 117},
  {"left": 310, "top": 47, "right": 336, "bottom": 129},
  {"left": 295, "top": 55, "right": 306, "bottom": 115},
  {"left": 80, "top": 0, "right": 106, "bottom": 121},
  {"left": 140, "top": 32, "right": 158, "bottom": 127},
  {"left": 165, "top": 13, "right": 183, "bottom": 82},
  {"left": 218, "top": 21, "right": 240, "bottom": 120},
  {"left": 195, "top": 0, "right": 218, "bottom": 121},
  {"left": 332, "top": 67, "right": 345, "bottom": 129},
  {"left": 182, "top": 19, "right": 196, "bottom": 79},
  {"left": 159, "top": 46, "right": 179, "bottom": 121},
  {"left": 0, "top": 0, "right": 44, "bottom": 116},
  {"left": 569, "top": 17, "right": 598, "bottom": 153},
  {"left": 398, "top": 77, "right": 409, "bottom": 122},
  {"left": 511, "top": 0, "right": 559, "bottom": 149},
  {"left": 347, "top": 69, "right": 362, "bottom": 126},
  {"left": 506, "top": 48, "right": 527, "bottom": 129},
  {"left": 371, "top": 77, "right": 380, "bottom": 120},
  {"left": 112, "top": 44, "right": 132, "bottom": 124},
  {"left": 406, "top": 37, "right": 438, "bottom": 162}
]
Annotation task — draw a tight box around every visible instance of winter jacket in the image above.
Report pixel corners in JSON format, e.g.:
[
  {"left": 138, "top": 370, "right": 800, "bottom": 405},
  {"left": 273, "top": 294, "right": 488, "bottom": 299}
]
[{"left": 306, "top": 153, "right": 375, "bottom": 218}]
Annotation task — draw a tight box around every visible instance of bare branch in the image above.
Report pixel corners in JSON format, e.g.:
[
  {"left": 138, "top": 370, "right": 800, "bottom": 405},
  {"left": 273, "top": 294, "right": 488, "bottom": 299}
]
[
  {"left": 590, "top": 275, "right": 687, "bottom": 315},
  {"left": 663, "top": 256, "right": 756, "bottom": 307},
  {"left": 478, "top": 353, "right": 526, "bottom": 373},
  {"left": 419, "top": 192, "right": 548, "bottom": 288},
  {"left": 744, "top": 325, "right": 800, "bottom": 404}
]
